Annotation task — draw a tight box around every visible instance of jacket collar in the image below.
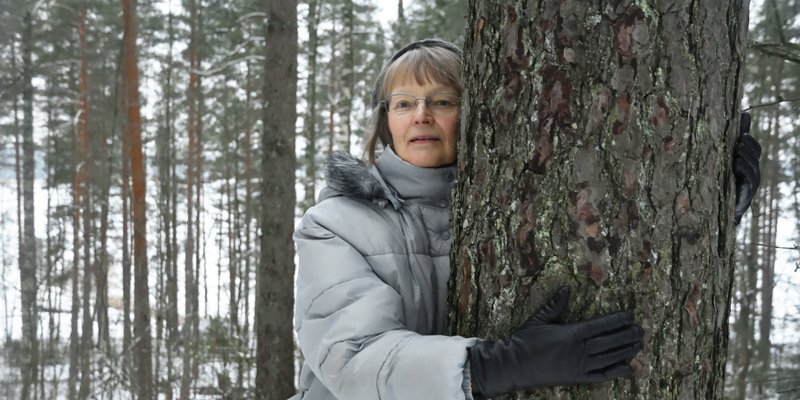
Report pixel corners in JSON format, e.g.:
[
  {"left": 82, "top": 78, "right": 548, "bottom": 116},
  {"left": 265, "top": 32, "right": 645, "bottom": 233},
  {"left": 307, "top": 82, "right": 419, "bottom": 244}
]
[
  {"left": 321, "top": 147, "right": 457, "bottom": 209},
  {"left": 375, "top": 147, "right": 456, "bottom": 209}
]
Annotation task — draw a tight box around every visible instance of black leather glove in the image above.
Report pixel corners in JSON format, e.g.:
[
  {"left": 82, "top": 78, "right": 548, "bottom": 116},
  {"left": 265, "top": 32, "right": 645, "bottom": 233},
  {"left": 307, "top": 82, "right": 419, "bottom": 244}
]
[
  {"left": 468, "top": 287, "right": 643, "bottom": 398},
  {"left": 733, "top": 112, "right": 762, "bottom": 225}
]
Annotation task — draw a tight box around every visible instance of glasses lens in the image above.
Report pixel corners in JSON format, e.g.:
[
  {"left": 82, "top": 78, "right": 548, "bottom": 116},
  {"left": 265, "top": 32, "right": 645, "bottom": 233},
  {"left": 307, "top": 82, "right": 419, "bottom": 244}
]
[
  {"left": 428, "top": 93, "right": 459, "bottom": 112},
  {"left": 389, "top": 95, "right": 416, "bottom": 114}
]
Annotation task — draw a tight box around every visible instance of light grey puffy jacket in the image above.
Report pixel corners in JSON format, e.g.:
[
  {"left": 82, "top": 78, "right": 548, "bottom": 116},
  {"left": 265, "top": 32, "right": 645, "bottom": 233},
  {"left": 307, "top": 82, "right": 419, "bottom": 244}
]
[{"left": 291, "top": 147, "right": 477, "bottom": 400}]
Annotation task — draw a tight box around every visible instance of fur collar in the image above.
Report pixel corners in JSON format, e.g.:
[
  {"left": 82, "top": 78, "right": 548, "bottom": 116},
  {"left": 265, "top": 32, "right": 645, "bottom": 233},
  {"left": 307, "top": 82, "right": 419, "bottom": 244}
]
[{"left": 323, "top": 151, "right": 394, "bottom": 205}]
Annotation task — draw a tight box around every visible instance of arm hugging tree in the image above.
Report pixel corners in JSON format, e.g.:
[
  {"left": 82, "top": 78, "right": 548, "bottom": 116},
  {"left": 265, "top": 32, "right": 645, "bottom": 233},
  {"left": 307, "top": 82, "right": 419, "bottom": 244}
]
[{"left": 447, "top": 1, "right": 750, "bottom": 398}]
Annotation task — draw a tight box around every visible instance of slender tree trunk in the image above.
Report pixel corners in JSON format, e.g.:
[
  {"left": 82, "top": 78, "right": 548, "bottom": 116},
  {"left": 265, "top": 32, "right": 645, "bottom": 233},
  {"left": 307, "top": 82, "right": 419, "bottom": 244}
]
[
  {"left": 169, "top": 55, "right": 180, "bottom": 400},
  {"left": 193, "top": 15, "right": 205, "bottom": 381},
  {"left": 122, "top": 0, "right": 153, "bottom": 397},
  {"left": 328, "top": 8, "right": 337, "bottom": 157},
  {"left": 20, "top": 9, "right": 39, "bottom": 400},
  {"left": 181, "top": 0, "right": 198, "bottom": 396},
  {"left": 447, "top": 1, "right": 750, "bottom": 399},
  {"left": 756, "top": 89, "right": 782, "bottom": 394},
  {"left": 96, "top": 117, "right": 112, "bottom": 357},
  {"left": 78, "top": 1, "right": 94, "bottom": 395},
  {"left": 240, "top": 59, "right": 254, "bottom": 391},
  {"left": 734, "top": 200, "right": 760, "bottom": 400},
  {"left": 11, "top": 36, "right": 24, "bottom": 351},
  {"left": 120, "top": 42, "right": 134, "bottom": 392},
  {"left": 340, "top": 0, "right": 354, "bottom": 153},
  {"left": 256, "top": 0, "right": 297, "bottom": 397},
  {"left": 302, "top": 0, "right": 321, "bottom": 212},
  {"left": 163, "top": 8, "right": 178, "bottom": 400},
  {"left": 69, "top": 82, "right": 82, "bottom": 400}
]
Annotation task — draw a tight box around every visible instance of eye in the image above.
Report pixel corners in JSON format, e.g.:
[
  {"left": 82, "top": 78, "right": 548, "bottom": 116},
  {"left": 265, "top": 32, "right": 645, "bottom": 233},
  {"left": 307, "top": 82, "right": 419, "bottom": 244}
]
[
  {"left": 430, "top": 95, "right": 458, "bottom": 108},
  {"left": 432, "top": 98, "right": 454, "bottom": 107},
  {"left": 394, "top": 100, "right": 413, "bottom": 110}
]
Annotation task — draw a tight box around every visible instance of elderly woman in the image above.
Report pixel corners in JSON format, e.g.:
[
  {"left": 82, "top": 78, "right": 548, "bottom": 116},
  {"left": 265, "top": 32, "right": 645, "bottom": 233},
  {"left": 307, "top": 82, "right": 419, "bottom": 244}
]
[{"left": 291, "top": 39, "right": 761, "bottom": 400}]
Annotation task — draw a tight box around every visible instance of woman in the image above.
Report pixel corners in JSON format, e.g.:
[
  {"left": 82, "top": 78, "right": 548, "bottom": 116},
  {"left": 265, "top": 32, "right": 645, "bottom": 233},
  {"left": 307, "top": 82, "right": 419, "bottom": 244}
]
[{"left": 291, "top": 39, "right": 761, "bottom": 400}]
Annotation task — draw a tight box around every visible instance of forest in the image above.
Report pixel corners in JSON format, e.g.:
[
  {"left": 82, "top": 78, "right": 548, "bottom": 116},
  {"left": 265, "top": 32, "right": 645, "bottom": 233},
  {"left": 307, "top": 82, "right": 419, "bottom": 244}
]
[{"left": 0, "top": 0, "right": 798, "bottom": 399}]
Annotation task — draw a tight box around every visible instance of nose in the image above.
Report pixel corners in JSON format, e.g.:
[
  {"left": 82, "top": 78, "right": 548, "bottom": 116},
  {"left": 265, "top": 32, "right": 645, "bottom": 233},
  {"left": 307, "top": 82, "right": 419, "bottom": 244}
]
[{"left": 411, "top": 100, "right": 434, "bottom": 124}]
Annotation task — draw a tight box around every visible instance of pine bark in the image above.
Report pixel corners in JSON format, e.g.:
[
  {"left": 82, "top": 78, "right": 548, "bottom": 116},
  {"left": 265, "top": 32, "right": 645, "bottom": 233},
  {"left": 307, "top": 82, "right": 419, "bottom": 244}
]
[
  {"left": 447, "top": 1, "right": 750, "bottom": 399},
  {"left": 121, "top": 0, "right": 153, "bottom": 397},
  {"left": 255, "top": 0, "right": 297, "bottom": 397}
]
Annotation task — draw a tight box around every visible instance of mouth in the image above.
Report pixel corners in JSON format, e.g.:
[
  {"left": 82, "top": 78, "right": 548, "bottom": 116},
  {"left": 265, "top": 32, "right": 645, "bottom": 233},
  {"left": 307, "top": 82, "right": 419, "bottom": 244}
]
[{"left": 410, "top": 136, "right": 440, "bottom": 143}]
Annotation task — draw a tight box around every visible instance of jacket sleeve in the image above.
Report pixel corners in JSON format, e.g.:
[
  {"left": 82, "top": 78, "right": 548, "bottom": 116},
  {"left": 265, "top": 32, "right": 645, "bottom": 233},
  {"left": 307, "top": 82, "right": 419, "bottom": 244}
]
[{"left": 294, "top": 211, "right": 477, "bottom": 400}]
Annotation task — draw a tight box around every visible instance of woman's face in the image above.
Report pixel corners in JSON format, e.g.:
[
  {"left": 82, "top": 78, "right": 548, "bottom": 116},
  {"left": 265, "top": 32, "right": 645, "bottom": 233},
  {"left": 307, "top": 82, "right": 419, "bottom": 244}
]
[{"left": 386, "top": 80, "right": 459, "bottom": 168}]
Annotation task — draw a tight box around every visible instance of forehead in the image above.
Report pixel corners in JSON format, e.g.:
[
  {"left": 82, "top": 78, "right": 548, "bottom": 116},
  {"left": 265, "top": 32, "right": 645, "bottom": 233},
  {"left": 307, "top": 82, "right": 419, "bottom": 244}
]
[{"left": 389, "top": 78, "right": 454, "bottom": 95}]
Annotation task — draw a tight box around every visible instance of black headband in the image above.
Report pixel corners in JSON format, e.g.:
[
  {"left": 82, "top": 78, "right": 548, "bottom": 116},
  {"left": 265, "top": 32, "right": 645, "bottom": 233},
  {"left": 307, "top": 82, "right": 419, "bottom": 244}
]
[{"left": 370, "top": 38, "right": 462, "bottom": 109}]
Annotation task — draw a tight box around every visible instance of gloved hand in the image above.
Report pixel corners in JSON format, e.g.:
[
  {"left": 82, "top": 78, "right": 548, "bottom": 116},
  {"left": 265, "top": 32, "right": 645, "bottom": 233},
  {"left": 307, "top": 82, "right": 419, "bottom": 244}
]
[
  {"left": 468, "top": 287, "right": 643, "bottom": 398},
  {"left": 734, "top": 112, "right": 762, "bottom": 225}
]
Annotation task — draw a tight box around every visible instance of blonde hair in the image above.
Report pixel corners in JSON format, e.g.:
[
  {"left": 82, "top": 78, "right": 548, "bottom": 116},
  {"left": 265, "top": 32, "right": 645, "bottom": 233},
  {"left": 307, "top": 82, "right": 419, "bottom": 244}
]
[{"left": 364, "top": 43, "right": 462, "bottom": 164}]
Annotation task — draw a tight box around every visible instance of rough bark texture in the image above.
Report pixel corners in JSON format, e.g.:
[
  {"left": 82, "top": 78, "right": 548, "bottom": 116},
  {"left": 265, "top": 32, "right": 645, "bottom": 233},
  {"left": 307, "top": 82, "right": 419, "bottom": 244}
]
[
  {"left": 447, "top": 1, "right": 750, "bottom": 399},
  {"left": 255, "top": 0, "right": 297, "bottom": 397},
  {"left": 121, "top": 0, "right": 153, "bottom": 397}
]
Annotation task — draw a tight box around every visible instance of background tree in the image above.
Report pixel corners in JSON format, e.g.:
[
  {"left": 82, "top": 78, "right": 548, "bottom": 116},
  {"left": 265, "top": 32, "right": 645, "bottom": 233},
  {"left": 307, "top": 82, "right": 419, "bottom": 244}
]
[
  {"left": 447, "top": 1, "right": 750, "bottom": 399},
  {"left": 255, "top": 0, "right": 297, "bottom": 398},
  {"left": 121, "top": 0, "right": 153, "bottom": 397}
]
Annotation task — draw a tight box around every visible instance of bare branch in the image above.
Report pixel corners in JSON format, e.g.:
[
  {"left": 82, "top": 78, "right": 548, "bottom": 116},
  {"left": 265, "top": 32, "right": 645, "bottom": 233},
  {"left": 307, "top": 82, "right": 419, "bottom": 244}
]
[{"left": 743, "top": 95, "right": 800, "bottom": 112}]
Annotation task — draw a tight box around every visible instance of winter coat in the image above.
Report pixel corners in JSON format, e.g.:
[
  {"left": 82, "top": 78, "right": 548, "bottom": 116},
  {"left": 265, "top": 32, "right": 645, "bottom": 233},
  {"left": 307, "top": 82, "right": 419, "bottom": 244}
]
[{"left": 290, "top": 147, "right": 477, "bottom": 400}]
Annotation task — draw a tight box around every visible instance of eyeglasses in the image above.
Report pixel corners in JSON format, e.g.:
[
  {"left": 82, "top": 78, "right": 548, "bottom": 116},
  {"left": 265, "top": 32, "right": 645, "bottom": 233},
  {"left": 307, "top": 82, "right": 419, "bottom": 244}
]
[{"left": 382, "top": 92, "right": 460, "bottom": 116}]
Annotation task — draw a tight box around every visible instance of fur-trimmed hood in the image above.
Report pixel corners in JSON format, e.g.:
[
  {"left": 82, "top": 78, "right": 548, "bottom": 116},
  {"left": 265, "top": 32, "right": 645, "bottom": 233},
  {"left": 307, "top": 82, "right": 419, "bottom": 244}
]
[
  {"left": 320, "top": 148, "right": 457, "bottom": 210},
  {"left": 321, "top": 151, "right": 403, "bottom": 209}
]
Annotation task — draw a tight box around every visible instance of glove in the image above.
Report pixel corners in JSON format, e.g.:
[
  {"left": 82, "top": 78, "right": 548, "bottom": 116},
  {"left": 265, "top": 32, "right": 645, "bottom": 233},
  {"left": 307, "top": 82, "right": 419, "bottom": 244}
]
[
  {"left": 468, "top": 287, "right": 643, "bottom": 398},
  {"left": 733, "top": 112, "right": 762, "bottom": 225}
]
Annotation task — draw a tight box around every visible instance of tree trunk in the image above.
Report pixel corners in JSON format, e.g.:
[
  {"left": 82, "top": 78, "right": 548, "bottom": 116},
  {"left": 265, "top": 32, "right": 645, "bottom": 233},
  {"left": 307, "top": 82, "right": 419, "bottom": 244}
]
[
  {"left": 328, "top": 7, "right": 337, "bottom": 157},
  {"left": 78, "top": 1, "right": 94, "bottom": 395},
  {"left": 733, "top": 201, "right": 760, "bottom": 400},
  {"left": 240, "top": 59, "right": 254, "bottom": 391},
  {"left": 255, "top": 0, "right": 297, "bottom": 397},
  {"left": 163, "top": 9, "right": 178, "bottom": 400},
  {"left": 69, "top": 77, "right": 82, "bottom": 400},
  {"left": 20, "top": 9, "right": 39, "bottom": 400},
  {"left": 755, "top": 88, "right": 782, "bottom": 394},
  {"left": 340, "top": 0, "right": 354, "bottom": 153},
  {"left": 447, "top": 1, "right": 750, "bottom": 399},
  {"left": 121, "top": 57, "right": 134, "bottom": 391},
  {"left": 302, "top": 0, "right": 321, "bottom": 212},
  {"left": 180, "top": 0, "right": 198, "bottom": 396},
  {"left": 122, "top": 0, "right": 153, "bottom": 397}
]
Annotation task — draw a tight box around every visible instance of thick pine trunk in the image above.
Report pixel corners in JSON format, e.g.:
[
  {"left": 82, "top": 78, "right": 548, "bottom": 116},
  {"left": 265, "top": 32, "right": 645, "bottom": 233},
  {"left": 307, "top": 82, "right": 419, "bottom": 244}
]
[
  {"left": 121, "top": 0, "right": 153, "bottom": 397},
  {"left": 447, "top": 1, "right": 749, "bottom": 399},
  {"left": 256, "top": 0, "right": 297, "bottom": 397}
]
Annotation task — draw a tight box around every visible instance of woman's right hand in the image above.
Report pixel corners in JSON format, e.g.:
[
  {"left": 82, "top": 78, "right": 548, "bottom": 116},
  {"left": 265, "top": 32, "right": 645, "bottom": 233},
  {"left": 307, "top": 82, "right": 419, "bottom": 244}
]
[{"left": 468, "top": 287, "right": 644, "bottom": 398}]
